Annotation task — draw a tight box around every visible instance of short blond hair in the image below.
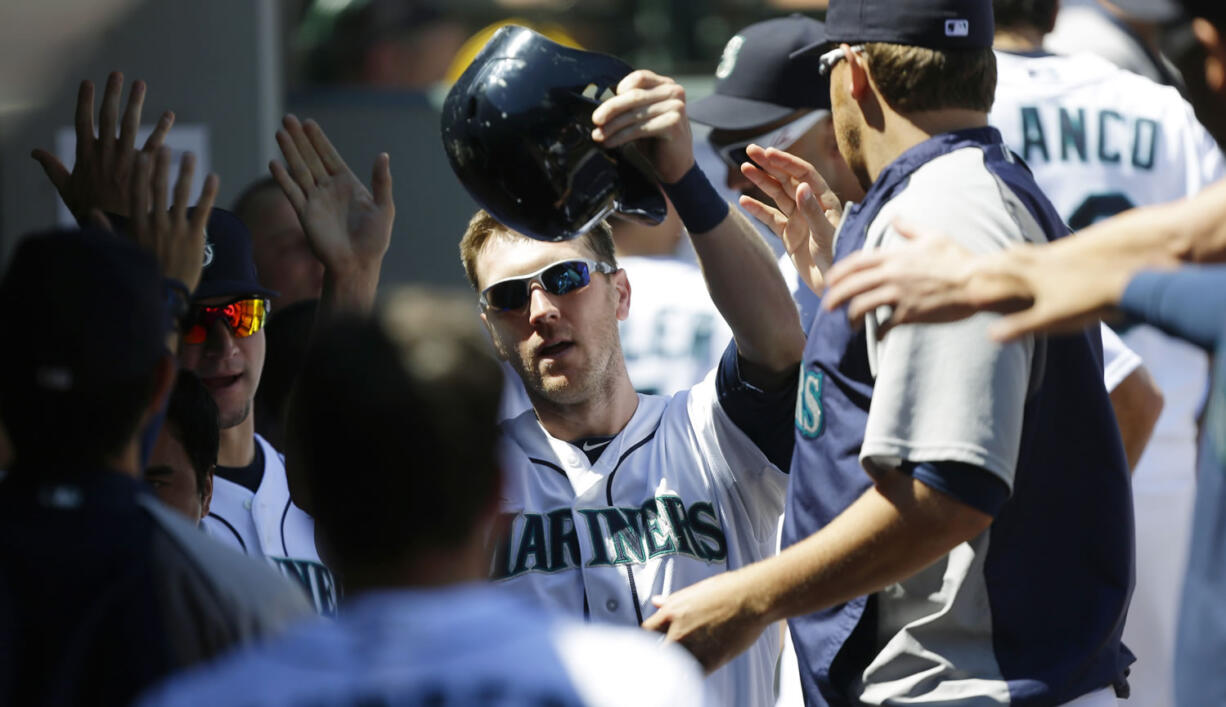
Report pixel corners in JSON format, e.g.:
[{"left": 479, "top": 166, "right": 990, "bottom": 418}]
[
  {"left": 862, "top": 43, "right": 996, "bottom": 114},
  {"left": 458, "top": 210, "right": 618, "bottom": 290}
]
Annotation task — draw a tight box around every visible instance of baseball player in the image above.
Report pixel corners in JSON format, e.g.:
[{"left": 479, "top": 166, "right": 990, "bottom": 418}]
[
  {"left": 990, "top": 2, "right": 1224, "bottom": 701},
  {"left": 138, "top": 288, "right": 714, "bottom": 707},
  {"left": 181, "top": 209, "right": 337, "bottom": 616},
  {"left": 691, "top": 15, "right": 864, "bottom": 331},
  {"left": 145, "top": 370, "right": 218, "bottom": 525},
  {"left": 445, "top": 27, "right": 805, "bottom": 707},
  {"left": 647, "top": 1, "right": 1135, "bottom": 705}
]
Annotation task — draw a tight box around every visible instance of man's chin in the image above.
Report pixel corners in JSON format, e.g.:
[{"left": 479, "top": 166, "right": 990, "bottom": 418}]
[{"left": 218, "top": 400, "right": 253, "bottom": 430}]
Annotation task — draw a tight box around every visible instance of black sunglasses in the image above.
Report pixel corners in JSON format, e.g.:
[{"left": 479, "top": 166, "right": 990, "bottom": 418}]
[{"left": 480, "top": 258, "right": 617, "bottom": 312}]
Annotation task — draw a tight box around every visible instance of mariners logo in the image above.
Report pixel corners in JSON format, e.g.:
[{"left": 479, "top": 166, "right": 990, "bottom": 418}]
[
  {"left": 492, "top": 496, "right": 728, "bottom": 579},
  {"left": 202, "top": 229, "right": 214, "bottom": 268},
  {"left": 715, "top": 35, "right": 744, "bottom": 79},
  {"left": 795, "top": 367, "right": 824, "bottom": 439}
]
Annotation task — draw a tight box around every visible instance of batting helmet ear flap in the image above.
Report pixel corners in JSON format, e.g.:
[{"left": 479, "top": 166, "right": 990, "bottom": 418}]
[{"left": 441, "top": 25, "right": 666, "bottom": 241}]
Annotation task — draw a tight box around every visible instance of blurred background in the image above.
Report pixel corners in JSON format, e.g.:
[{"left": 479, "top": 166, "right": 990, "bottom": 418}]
[{"left": 0, "top": 0, "right": 828, "bottom": 288}]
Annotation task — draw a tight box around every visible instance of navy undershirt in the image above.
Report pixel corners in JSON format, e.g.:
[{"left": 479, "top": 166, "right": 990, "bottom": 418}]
[
  {"left": 571, "top": 435, "right": 617, "bottom": 464},
  {"left": 214, "top": 440, "right": 264, "bottom": 494}
]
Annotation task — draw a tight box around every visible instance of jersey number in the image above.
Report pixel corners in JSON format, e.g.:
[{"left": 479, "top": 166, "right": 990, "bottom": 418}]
[{"left": 1067, "top": 192, "right": 1136, "bottom": 231}]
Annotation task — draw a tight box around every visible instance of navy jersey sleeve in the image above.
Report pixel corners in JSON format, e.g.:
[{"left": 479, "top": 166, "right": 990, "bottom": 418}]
[
  {"left": 714, "top": 340, "right": 798, "bottom": 472},
  {"left": 1120, "top": 266, "right": 1226, "bottom": 352},
  {"left": 903, "top": 461, "right": 1011, "bottom": 517}
]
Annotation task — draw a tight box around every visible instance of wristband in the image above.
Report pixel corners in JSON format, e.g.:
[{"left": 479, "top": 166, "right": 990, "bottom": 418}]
[{"left": 660, "top": 163, "right": 729, "bottom": 235}]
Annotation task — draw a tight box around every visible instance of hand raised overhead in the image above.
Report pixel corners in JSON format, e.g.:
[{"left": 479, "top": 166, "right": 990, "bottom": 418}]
[
  {"left": 590, "top": 70, "right": 694, "bottom": 183},
  {"left": 33, "top": 71, "right": 174, "bottom": 223},
  {"left": 126, "top": 146, "right": 219, "bottom": 294},
  {"left": 270, "top": 115, "right": 393, "bottom": 312}
]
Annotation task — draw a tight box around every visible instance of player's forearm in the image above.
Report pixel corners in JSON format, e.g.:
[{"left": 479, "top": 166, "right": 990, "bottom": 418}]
[
  {"left": 1108, "top": 365, "right": 1163, "bottom": 472},
  {"left": 1047, "top": 178, "right": 1226, "bottom": 271},
  {"left": 740, "top": 469, "right": 993, "bottom": 624},
  {"left": 690, "top": 206, "right": 805, "bottom": 374},
  {"left": 319, "top": 264, "right": 381, "bottom": 317}
]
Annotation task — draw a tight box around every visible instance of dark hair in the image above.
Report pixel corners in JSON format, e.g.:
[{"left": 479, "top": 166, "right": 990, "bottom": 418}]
[
  {"left": 286, "top": 288, "right": 503, "bottom": 567},
  {"left": 992, "top": 0, "right": 1059, "bottom": 32},
  {"left": 0, "top": 378, "right": 158, "bottom": 468},
  {"left": 863, "top": 43, "right": 997, "bottom": 114},
  {"left": 165, "top": 371, "right": 219, "bottom": 498},
  {"left": 0, "top": 229, "right": 166, "bottom": 467},
  {"left": 255, "top": 299, "right": 319, "bottom": 449}
]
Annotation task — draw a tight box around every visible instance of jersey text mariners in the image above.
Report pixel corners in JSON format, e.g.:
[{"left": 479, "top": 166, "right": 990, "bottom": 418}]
[{"left": 495, "top": 344, "right": 791, "bottom": 707}]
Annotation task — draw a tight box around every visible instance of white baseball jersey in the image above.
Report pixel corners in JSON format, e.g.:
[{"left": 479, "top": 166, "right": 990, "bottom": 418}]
[
  {"left": 992, "top": 49, "right": 1225, "bottom": 707},
  {"left": 138, "top": 583, "right": 715, "bottom": 707},
  {"left": 203, "top": 433, "right": 337, "bottom": 616},
  {"left": 617, "top": 255, "right": 733, "bottom": 396},
  {"left": 1045, "top": 3, "right": 1181, "bottom": 87},
  {"left": 991, "top": 51, "right": 1223, "bottom": 224},
  {"left": 494, "top": 366, "right": 788, "bottom": 707}
]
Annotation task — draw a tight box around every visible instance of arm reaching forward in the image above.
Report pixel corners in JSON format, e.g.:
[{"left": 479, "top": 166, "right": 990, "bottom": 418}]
[{"left": 591, "top": 70, "right": 804, "bottom": 380}]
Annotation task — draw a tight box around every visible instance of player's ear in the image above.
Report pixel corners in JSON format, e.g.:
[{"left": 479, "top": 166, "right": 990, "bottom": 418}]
[
  {"left": 844, "top": 44, "right": 870, "bottom": 101},
  {"left": 612, "top": 269, "right": 631, "bottom": 322}
]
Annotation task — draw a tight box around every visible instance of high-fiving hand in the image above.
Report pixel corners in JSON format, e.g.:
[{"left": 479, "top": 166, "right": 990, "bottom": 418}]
[
  {"left": 270, "top": 115, "right": 394, "bottom": 312},
  {"left": 33, "top": 71, "right": 174, "bottom": 223},
  {"left": 738, "top": 145, "right": 842, "bottom": 295},
  {"left": 127, "top": 147, "right": 219, "bottom": 294}
]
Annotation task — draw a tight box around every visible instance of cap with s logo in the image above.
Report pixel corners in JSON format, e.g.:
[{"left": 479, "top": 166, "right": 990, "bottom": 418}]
[
  {"left": 189, "top": 208, "right": 278, "bottom": 301},
  {"left": 689, "top": 15, "right": 830, "bottom": 132}
]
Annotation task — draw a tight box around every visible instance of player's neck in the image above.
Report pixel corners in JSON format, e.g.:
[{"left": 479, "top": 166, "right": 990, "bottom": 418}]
[
  {"left": 867, "top": 109, "right": 989, "bottom": 184},
  {"left": 217, "top": 414, "right": 257, "bottom": 468},
  {"left": 529, "top": 369, "right": 639, "bottom": 442},
  {"left": 994, "top": 28, "right": 1044, "bottom": 52}
]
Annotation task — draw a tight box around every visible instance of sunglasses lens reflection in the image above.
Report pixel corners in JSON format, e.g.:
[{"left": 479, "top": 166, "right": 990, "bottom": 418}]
[{"left": 182, "top": 298, "right": 267, "bottom": 344}]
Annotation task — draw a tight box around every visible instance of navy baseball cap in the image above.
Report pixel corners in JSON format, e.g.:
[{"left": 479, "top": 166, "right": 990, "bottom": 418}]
[
  {"left": 805, "top": 0, "right": 995, "bottom": 52},
  {"left": 193, "top": 208, "right": 278, "bottom": 301},
  {"left": 689, "top": 15, "right": 830, "bottom": 131},
  {"left": 0, "top": 229, "right": 167, "bottom": 391}
]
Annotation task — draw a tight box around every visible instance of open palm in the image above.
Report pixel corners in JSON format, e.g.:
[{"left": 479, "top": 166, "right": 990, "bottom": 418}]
[{"left": 271, "top": 115, "right": 393, "bottom": 281}]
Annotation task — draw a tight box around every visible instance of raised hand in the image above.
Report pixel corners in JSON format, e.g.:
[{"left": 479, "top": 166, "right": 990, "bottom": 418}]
[
  {"left": 127, "top": 146, "right": 219, "bottom": 294},
  {"left": 32, "top": 71, "right": 174, "bottom": 223},
  {"left": 590, "top": 70, "right": 693, "bottom": 183},
  {"left": 270, "top": 115, "right": 393, "bottom": 312},
  {"left": 738, "top": 145, "right": 842, "bottom": 295}
]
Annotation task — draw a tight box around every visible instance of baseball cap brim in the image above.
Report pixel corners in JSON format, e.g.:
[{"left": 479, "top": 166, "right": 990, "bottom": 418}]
[
  {"left": 689, "top": 93, "right": 801, "bottom": 131},
  {"left": 194, "top": 280, "right": 279, "bottom": 301}
]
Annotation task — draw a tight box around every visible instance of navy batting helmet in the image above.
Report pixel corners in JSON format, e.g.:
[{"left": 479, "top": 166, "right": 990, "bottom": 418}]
[{"left": 440, "top": 25, "right": 667, "bottom": 241}]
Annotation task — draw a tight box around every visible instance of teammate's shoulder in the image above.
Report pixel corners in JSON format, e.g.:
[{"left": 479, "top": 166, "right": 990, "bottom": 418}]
[
  {"left": 141, "top": 496, "right": 313, "bottom": 624},
  {"left": 548, "top": 620, "right": 711, "bottom": 707}
]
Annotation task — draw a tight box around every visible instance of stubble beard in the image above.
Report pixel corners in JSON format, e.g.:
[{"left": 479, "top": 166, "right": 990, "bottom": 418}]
[
  {"left": 218, "top": 399, "right": 252, "bottom": 430},
  {"left": 836, "top": 120, "right": 872, "bottom": 193}
]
